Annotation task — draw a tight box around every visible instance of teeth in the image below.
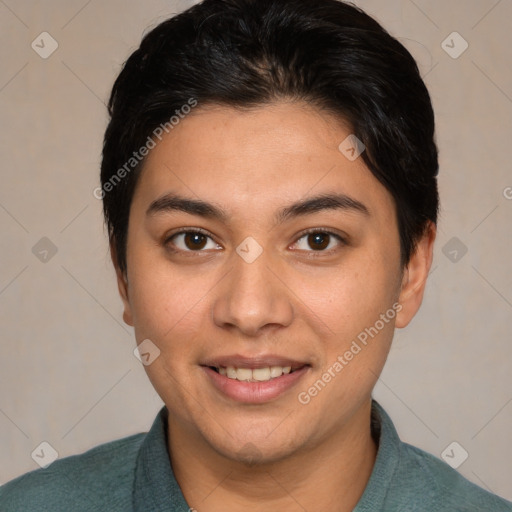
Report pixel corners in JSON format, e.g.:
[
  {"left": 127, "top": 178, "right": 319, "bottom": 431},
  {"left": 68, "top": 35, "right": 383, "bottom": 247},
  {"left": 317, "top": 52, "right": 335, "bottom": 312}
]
[
  {"left": 220, "top": 365, "right": 294, "bottom": 382},
  {"left": 253, "top": 367, "right": 270, "bottom": 381},
  {"left": 270, "top": 366, "right": 283, "bottom": 378},
  {"left": 236, "top": 368, "right": 252, "bottom": 381}
]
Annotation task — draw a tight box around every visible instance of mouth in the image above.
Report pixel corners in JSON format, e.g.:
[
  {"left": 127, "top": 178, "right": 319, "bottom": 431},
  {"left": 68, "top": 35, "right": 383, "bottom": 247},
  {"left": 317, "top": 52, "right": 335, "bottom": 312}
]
[
  {"left": 201, "top": 355, "right": 310, "bottom": 403},
  {"left": 207, "top": 364, "right": 304, "bottom": 382}
]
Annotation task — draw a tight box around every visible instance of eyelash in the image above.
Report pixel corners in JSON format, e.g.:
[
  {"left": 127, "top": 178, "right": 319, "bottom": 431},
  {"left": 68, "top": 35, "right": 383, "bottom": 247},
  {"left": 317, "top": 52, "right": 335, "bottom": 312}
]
[{"left": 164, "top": 227, "right": 347, "bottom": 257}]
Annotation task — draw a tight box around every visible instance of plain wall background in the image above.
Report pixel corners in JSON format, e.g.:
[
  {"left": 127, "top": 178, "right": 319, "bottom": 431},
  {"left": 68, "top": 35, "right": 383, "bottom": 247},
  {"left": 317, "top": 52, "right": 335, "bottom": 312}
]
[{"left": 1, "top": 0, "right": 511, "bottom": 502}]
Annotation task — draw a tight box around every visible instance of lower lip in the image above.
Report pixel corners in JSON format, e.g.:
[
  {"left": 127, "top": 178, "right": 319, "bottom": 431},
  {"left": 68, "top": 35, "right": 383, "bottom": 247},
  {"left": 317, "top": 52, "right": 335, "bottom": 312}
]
[{"left": 202, "top": 366, "right": 309, "bottom": 404}]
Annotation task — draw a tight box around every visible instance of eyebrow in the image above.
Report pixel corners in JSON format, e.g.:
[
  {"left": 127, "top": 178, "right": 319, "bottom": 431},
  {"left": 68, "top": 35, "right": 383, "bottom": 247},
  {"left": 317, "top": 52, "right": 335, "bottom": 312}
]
[{"left": 146, "top": 192, "right": 370, "bottom": 224}]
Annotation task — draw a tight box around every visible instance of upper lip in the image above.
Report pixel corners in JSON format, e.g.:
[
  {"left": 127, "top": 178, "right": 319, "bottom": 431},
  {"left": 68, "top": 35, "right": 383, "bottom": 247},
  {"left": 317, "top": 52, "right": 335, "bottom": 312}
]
[{"left": 201, "top": 354, "right": 309, "bottom": 371}]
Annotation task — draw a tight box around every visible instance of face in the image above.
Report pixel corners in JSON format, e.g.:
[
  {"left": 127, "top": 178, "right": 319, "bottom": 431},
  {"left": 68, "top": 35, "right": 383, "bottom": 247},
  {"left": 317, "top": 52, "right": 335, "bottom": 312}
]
[{"left": 114, "top": 101, "right": 434, "bottom": 464}]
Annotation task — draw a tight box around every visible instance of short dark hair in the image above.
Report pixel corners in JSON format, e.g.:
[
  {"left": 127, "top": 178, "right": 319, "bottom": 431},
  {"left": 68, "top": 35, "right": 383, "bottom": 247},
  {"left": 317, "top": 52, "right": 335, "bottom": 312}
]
[{"left": 101, "top": 0, "right": 439, "bottom": 275}]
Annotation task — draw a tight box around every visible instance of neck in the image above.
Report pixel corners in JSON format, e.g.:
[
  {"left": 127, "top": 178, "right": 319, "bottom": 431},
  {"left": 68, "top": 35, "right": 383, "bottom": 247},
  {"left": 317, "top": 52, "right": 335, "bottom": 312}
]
[{"left": 167, "top": 399, "right": 378, "bottom": 512}]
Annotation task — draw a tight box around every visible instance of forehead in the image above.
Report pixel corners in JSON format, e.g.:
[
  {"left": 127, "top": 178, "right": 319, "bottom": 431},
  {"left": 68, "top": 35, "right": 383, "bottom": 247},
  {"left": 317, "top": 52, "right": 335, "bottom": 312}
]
[{"left": 131, "top": 101, "right": 396, "bottom": 226}]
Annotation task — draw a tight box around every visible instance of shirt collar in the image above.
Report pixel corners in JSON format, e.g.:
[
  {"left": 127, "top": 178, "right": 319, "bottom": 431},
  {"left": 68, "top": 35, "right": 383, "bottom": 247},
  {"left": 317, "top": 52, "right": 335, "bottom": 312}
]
[
  {"left": 132, "top": 406, "right": 190, "bottom": 512},
  {"left": 133, "top": 398, "right": 401, "bottom": 511},
  {"left": 353, "top": 399, "right": 402, "bottom": 511}
]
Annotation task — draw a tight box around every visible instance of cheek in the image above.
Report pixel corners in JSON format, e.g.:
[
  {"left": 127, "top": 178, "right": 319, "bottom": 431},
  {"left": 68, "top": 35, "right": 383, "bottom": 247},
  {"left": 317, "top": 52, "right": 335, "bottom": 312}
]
[
  {"left": 127, "top": 249, "right": 211, "bottom": 351},
  {"left": 127, "top": 260, "right": 212, "bottom": 403},
  {"left": 301, "top": 251, "right": 398, "bottom": 338}
]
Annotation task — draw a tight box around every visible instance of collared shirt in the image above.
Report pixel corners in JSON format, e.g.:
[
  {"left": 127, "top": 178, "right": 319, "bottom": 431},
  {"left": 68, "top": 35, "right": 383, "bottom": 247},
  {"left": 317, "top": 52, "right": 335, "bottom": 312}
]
[{"left": 1, "top": 399, "right": 511, "bottom": 511}]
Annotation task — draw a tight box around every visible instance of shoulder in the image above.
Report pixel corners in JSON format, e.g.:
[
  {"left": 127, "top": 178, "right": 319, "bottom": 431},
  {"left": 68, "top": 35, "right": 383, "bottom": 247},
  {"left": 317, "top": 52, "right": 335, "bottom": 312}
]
[
  {"left": 0, "top": 432, "right": 145, "bottom": 512},
  {"left": 396, "top": 441, "right": 512, "bottom": 511}
]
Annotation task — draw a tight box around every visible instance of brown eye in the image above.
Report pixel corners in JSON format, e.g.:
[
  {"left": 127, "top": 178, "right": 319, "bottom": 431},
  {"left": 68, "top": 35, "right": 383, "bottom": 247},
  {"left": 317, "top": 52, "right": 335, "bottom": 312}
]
[
  {"left": 293, "top": 230, "right": 346, "bottom": 253},
  {"left": 307, "top": 232, "right": 330, "bottom": 250},
  {"left": 166, "top": 230, "right": 219, "bottom": 252},
  {"left": 183, "top": 232, "right": 208, "bottom": 250}
]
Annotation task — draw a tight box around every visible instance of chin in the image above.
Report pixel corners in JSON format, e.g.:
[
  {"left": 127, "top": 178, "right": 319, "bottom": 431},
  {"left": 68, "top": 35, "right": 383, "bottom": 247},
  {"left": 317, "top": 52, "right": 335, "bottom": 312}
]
[{"left": 201, "top": 421, "right": 306, "bottom": 467}]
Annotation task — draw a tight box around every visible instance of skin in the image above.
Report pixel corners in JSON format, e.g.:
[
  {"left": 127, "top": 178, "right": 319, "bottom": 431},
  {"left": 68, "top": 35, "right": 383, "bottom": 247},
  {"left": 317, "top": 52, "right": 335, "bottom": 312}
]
[{"left": 112, "top": 101, "right": 436, "bottom": 511}]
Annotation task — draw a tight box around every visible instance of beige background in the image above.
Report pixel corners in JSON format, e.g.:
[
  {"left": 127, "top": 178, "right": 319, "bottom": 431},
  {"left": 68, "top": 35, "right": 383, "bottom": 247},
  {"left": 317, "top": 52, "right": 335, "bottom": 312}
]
[{"left": 1, "top": 0, "right": 511, "bottom": 502}]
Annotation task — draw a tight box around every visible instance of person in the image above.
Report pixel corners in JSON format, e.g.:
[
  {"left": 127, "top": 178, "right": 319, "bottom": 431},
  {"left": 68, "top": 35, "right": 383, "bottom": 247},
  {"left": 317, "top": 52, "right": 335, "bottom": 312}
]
[{"left": 1, "top": 0, "right": 511, "bottom": 510}]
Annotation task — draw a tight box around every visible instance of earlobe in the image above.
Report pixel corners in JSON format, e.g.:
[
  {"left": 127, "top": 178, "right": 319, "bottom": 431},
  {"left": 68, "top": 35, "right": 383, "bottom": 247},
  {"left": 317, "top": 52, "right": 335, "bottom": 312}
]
[
  {"left": 395, "top": 221, "right": 436, "bottom": 329},
  {"left": 110, "top": 241, "right": 134, "bottom": 327}
]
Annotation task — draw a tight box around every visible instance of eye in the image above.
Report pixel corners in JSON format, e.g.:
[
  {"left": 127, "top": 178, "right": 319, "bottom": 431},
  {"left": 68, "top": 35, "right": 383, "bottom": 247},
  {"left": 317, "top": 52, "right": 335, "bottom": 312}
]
[
  {"left": 164, "top": 228, "right": 347, "bottom": 255},
  {"left": 165, "top": 229, "right": 220, "bottom": 252},
  {"left": 292, "top": 229, "right": 346, "bottom": 253}
]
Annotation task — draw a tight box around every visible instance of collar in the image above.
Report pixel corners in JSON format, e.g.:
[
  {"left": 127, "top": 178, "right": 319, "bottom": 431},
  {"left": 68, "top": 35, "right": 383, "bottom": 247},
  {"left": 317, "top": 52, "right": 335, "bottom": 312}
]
[
  {"left": 354, "top": 399, "right": 402, "bottom": 511},
  {"left": 132, "top": 406, "right": 190, "bottom": 511}
]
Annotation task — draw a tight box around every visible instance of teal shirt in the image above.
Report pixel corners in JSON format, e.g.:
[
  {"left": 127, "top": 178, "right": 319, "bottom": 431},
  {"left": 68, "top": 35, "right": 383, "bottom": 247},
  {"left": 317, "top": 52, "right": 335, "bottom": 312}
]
[{"left": 1, "top": 399, "right": 511, "bottom": 511}]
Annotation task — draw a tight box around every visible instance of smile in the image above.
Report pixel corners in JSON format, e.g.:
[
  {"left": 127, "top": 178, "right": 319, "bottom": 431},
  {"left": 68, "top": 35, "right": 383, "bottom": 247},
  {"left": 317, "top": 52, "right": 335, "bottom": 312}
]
[
  {"left": 202, "top": 357, "right": 310, "bottom": 403},
  {"left": 210, "top": 365, "right": 295, "bottom": 382}
]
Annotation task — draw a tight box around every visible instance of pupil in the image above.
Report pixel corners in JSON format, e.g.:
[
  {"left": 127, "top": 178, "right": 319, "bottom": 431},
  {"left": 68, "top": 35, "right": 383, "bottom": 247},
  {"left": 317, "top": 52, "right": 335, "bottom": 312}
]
[
  {"left": 309, "top": 233, "right": 329, "bottom": 250},
  {"left": 185, "top": 233, "right": 207, "bottom": 250}
]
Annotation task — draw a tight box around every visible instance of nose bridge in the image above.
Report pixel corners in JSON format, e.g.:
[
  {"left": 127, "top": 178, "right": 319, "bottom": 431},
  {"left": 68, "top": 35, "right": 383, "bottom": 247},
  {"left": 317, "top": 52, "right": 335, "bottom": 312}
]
[{"left": 211, "top": 237, "right": 294, "bottom": 335}]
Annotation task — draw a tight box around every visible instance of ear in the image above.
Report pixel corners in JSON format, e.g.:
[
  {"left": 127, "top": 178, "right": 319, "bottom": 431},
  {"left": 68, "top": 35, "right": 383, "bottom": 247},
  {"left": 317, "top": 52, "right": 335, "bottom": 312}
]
[
  {"left": 110, "top": 241, "right": 134, "bottom": 327},
  {"left": 395, "top": 221, "right": 436, "bottom": 329}
]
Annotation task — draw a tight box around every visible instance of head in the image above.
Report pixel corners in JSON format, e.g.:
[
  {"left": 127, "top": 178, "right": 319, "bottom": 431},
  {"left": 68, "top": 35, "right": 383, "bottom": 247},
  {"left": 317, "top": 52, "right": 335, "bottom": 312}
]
[{"left": 100, "top": 0, "right": 438, "bottom": 463}]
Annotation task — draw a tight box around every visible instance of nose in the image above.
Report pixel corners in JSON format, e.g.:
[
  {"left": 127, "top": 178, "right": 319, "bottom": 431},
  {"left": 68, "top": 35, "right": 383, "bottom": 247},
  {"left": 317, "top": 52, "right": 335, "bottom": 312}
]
[{"left": 211, "top": 244, "right": 294, "bottom": 337}]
